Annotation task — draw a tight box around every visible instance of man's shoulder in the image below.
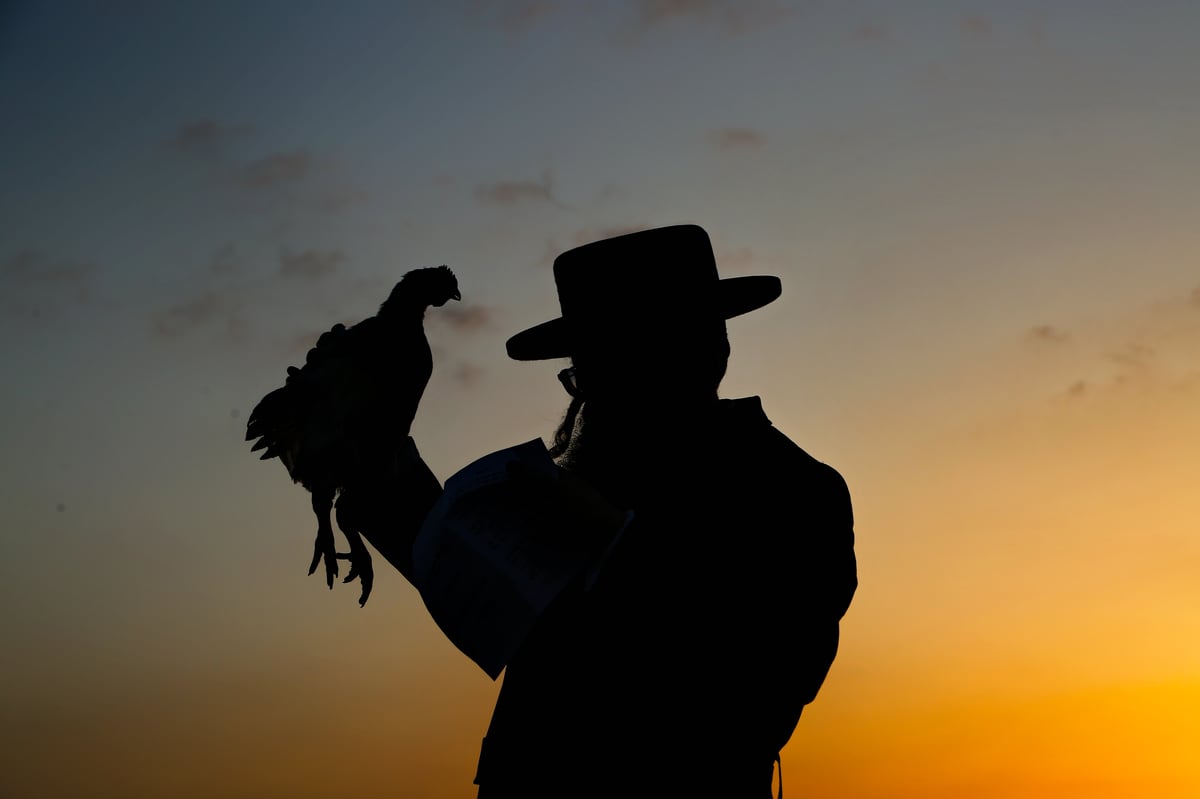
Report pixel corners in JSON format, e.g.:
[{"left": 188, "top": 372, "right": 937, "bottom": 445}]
[{"left": 718, "top": 396, "right": 848, "bottom": 485}]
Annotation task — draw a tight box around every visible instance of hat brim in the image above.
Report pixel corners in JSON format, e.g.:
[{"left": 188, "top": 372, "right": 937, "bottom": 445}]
[{"left": 506, "top": 275, "right": 782, "bottom": 361}]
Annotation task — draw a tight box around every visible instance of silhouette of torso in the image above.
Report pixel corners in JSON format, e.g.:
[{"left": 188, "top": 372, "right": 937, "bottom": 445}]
[{"left": 474, "top": 396, "right": 857, "bottom": 798}]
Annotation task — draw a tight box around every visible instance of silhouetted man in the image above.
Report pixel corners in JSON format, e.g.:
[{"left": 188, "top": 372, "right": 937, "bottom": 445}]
[{"left": 350, "top": 224, "right": 857, "bottom": 798}]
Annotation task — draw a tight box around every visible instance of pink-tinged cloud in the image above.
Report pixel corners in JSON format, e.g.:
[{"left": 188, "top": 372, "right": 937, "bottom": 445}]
[
  {"left": 209, "top": 243, "right": 241, "bottom": 277},
  {"left": 631, "top": 0, "right": 791, "bottom": 35},
  {"left": 539, "top": 224, "right": 652, "bottom": 265},
  {"left": 1106, "top": 342, "right": 1154, "bottom": 370},
  {"left": 1, "top": 250, "right": 97, "bottom": 318},
  {"left": 278, "top": 248, "right": 346, "bottom": 279},
  {"left": 961, "top": 14, "right": 992, "bottom": 40},
  {"left": 168, "top": 124, "right": 364, "bottom": 218},
  {"left": 1041, "top": 288, "right": 1200, "bottom": 402},
  {"left": 2, "top": 250, "right": 94, "bottom": 287},
  {"left": 470, "top": 0, "right": 559, "bottom": 32},
  {"left": 433, "top": 303, "right": 494, "bottom": 333},
  {"left": 569, "top": 224, "right": 650, "bottom": 246},
  {"left": 475, "top": 171, "right": 565, "bottom": 207},
  {"left": 717, "top": 247, "right": 756, "bottom": 273},
  {"left": 166, "top": 119, "right": 251, "bottom": 156},
  {"left": 317, "top": 187, "right": 370, "bottom": 214},
  {"left": 1026, "top": 13, "right": 1048, "bottom": 46},
  {"left": 281, "top": 324, "right": 343, "bottom": 358},
  {"left": 638, "top": 0, "right": 716, "bottom": 25},
  {"left": 239, "top": 151, "right": 312, "bottom": 188},
  {"left": 710, "top": 127, "right": 766, "bottom": 150},
  {"left": 854, "top": 21, "right": 890, "bottom": 43},
  {"left": 152, "top": 291, "right": 231, "bottom": 337},
  {"left": 1026, "top": 324, "right": 1070, "bottom": 344}
]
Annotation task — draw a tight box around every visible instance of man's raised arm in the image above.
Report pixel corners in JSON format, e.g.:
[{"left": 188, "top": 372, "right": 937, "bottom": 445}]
[{"left": 335, "top": 437, "right": 444, "bottom": 585}]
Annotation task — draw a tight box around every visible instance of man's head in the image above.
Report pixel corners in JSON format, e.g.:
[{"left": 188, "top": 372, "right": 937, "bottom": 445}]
[
  {"left": 508, "top": 224, "right": 777, "bottom": 392},
  {"left": 506, "top": 224, "right": 781, "bottom": 453},
  {"left": 565, "top": 317, "right": 731, "bottom": 410}
]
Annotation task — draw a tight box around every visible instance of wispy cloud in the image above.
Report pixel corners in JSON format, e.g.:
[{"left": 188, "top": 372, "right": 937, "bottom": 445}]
[
  {"left": 317, "top": 187, "right": 370, "bottom": 214},
  {"left": 278, "top": 248, "right": 346, "bottom": 279},
  {"left": 239, "top": 151, "right": 313, "bottom": 189},
  {"left": 1026, "top": 324, "right": 1070, "bottom": 344},
  {"left": 637, "top": 0, "right": 714, "bottom": 26},
  {"left": 2, "top": 250, "right": 94, "bottom": 287},
  {"left": 717, "top": 247, "right": 756, "bottom": 273},
  {"left": 166, "top": 121, "right": 362, "bottom": 214},
  {"left": 150, "top": 120, "right": 377, "bottom": 352},
  {"left": 1040, "top": 287, "right": 1200, "bottom": 402},
  {"left": 151, "top": 290, "right": 246, "bottom": 339},
  {"left": 853, "top": 21, "right": 890, "bottom": 44},
  {"left": 568, "top": 224, "right": 649, "bottom": 246},
  {"left": 1025, "top": 12, "right": 1047, "bottom": 47},
  {"left": 145, "top": 237, "right": 379, "bottom": 352},
  {"left": 434, "top": 303, "right": 494, "bottom": 333},
  {"left": 629, "top": 0, "right": 792, "bottom": 35},
  {"left": 1106, "top": 342, "right": 1154, "bottom": 371},
  {"left": 1064, "top": 379, "right": 1088, "bottom": 399},
  {"left": 472, "top": 0, "right": 792, "bottom": 40},
  {"left": 209, "top": 243, "right": 241, "bottom": 277},
  {"left": 1, "top": 250, "right": 97, "bottom": 319},
  {"left": 468, "top": 0, "right": 559, "bottom": 32},
  {"left": 961, "top": 14, "right": 992, "bottom": 40},
  {"left": 540, "top": 223, "right": 652, "bottom": 265},
  {"left": 475, "top": 171, "right": 566, "bottom": 207},
  {"left": 282, "top": 327, "right": 321, "bottom": 358},
  {"left": 165, "top": 119, "right": 251, "bottom": 157},
  {"left": 710, "top": 127, "right": 766, "bottom": 151}
]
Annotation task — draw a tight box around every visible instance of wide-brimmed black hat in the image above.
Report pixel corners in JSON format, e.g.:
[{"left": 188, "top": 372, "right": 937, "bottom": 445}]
[{"left": 506, "top": 224, "right": 781, "bottom": 361}]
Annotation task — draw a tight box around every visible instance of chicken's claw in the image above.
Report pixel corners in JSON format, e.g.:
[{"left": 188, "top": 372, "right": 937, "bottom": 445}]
[
  {"left": 336, "top": 530, "right": 374, "bottom": 606},
  {"left": 307, "top": 521, "right": 338, "bottom": 589}
]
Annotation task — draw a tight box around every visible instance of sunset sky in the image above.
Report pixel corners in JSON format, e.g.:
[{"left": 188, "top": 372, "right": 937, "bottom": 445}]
[{"left": 2, "top": 2, "right": 1198, "bottom": 797}]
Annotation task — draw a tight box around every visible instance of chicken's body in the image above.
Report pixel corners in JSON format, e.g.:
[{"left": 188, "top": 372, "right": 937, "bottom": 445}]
[{"left": 246, "top": 266, "right": 459, "bottom": 605}]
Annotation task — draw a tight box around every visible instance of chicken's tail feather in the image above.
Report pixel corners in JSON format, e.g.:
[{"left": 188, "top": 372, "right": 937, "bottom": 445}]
[{"left": 246, "top": 382, "right": 306, "bottom": 478}]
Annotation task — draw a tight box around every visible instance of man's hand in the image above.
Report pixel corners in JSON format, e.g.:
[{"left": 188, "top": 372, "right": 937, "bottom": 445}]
[{"left": 503, "top": 460, "right": 626, "bottom": 553}]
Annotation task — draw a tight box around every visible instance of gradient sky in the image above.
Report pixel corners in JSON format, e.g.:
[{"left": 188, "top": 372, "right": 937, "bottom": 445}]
[{"left": 2, "top": 2, "right": 1198, "bottom": 797}]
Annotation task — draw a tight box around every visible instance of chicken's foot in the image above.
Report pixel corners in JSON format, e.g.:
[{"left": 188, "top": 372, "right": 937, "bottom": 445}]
[{"left": 307, "top": 490, "right": 338, "bottom": 589}]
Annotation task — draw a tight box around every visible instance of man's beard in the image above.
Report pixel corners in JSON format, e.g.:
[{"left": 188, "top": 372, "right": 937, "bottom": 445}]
[
  {"left": 558, "top": 403, "right": 624, "bottom": 474},
  {"left": 557, "top": 397, "right": 717, "bottom": 508},
  {"left": 557, "top": 403, "right": 652, "bottom": 508}
]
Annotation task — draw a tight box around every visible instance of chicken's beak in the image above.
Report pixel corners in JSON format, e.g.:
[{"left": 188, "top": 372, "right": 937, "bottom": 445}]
[{"left": 452, "top": 290, "right": 462, "bottom": 301}]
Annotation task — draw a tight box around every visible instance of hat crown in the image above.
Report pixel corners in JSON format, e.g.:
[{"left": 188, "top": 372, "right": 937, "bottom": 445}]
[
  {"left": 506, "top": 224, "right": 781, "bottom": 361},
  {"left": 552, "top": 225, "right": 721, "bottom": 331}
]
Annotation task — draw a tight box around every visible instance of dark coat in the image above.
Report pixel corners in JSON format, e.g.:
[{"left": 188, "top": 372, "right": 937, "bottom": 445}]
[{"left": 473, "top": 396, "right": 857, "bottom": 798}]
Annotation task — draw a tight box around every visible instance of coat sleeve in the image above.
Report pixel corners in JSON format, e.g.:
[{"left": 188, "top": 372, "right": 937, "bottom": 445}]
[
  {"left": 720, "top": 450, "right": 858, "bottom": 753},
  {"left": 787, "top": 460, "right": 857, "bottom": 700},
  {"left": 743, "top": 441, "right": 857, "bottom": 752}
]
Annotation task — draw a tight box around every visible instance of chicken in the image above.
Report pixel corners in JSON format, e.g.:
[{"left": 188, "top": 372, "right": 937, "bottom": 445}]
[{"left": 246, "top": 265, "right": 460, "bottom": 605}]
